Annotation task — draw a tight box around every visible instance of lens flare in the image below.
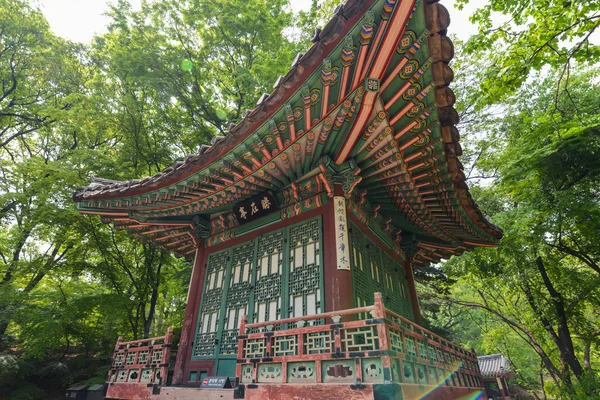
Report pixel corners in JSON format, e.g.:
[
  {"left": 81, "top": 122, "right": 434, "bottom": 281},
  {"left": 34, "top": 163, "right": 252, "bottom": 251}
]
[
  {"left": 181, "top": 59, "right": 193, "bottom": 71},
  {"left": 408, "top": 361, "right": 486, "bottom": 400},
  {"left": 455, "top": 391, "right": 486, "bottom": 400}
]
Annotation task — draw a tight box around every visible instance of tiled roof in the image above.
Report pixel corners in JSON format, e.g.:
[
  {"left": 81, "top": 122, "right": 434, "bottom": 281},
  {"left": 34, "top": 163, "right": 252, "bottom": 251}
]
[
  {"left": 72, "top": 0, "right": 375, "bottom": 202},
  {"left": 478, "top": 354, "right": 513, "bottom": 378},
  {"left": 72, "top": 0, "right": 503, "bottom": 261}
]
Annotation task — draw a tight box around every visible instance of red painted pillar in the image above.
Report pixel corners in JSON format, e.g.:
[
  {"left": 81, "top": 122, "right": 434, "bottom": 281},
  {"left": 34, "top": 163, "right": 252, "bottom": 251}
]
[
  {"left": 172, "top": 241, "right": 207, "bottom": 385},
  {"left": 405, "top": 260, "right": 422, "bottom": 325},
  {"left": 322, "top": 185, "right": 354, "bottom": 314}
]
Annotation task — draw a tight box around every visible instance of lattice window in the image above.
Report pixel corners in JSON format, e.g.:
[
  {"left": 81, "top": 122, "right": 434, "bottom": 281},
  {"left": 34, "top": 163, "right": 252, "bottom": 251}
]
[
  {"left": 428, "top": 345, "right": 437, "bottom": 362},
  {"left": 125, "top": 352, "right": 136, "bottom": 366},
  {"left": 381, "top": 252, "right": 405, "bottom": 315},
  {"left": 350, "top": 223, "right": 413, "bottom": 320},
  {"left": 288, "top": 219, "right": 322, "bottom": 323},
  {"left": 405, "top": 337, "right": 417, "bottom": 357},
  {"left": 150, "top": 349, "right": 163, "bottom": 365},
  {"left": 193, "top": 250, "right": 228, "bottom": 357},
  {"left": 389, "top": 329, "right": 403, "bottom": 353},
  {"left": 304, "top": 331, "right": 333, "bottom": 354},
  {"left": 113, "top": 353, "right": 124, "bottom": 367},
  {"left": 244, "top": 339, "right": 266, "bottom": 358},
  {"left": 192, "top": 218, "right": 323, "bottom": 361},
  {"left": 273, "top": 335, "right": 298, "bottom": 356},
  {"left": 418, "top": 341, "right": 428, "bottom": 359},
  {"left": 253, "top": 231, "right": 284, "bottom": 324},
  {"left": 437, "top": 348, "right": 444, "bottom": 364},
  {"left": 137, "top": 350, "right": 149, "bottom": 365},
  {"left": 220, "top": 242, "right": 254, "bottom": 355},
  {"left": 349, "top": 226, "right": 372, "bottom": 319},
  {"left": 341, "top": 326, "right": 379, "bottom": 352},
  {"left": 367, "top": 242, "right": 384, "bottom": 295}
]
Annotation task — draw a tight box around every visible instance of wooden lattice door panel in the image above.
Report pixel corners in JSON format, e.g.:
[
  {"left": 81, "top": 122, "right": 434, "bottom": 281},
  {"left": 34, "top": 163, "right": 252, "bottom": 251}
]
[
  {"left": 253, "top": 230, "right": 285, "bottom": 324},
  {"left": 192, "top": 217, "right": 324, "bottom": 360},
  {"left": 219, "top": 242, "right": 255, "bottom": 355},
  {"left": 367, "top": 242, "right": 385, "bottom": 299},
  {"left": 349, "top": 223, "right": 413, "bottom": 320},
  {"left": 381, "top": 252, "right": 411, "bottom": 318},
  {"left": 288, "top": 218, "right": 323, "bottom": 323},
  {"left": 349, "top": 226, "right": 371, "bottom": 310},
  {"left": 193, "top": 250, "right": 228, "bottom": 357}
]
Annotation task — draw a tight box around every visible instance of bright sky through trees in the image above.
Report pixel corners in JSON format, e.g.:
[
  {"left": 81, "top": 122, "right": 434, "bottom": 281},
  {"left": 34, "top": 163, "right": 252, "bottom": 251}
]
[{"left": 32, "top": 0, "right": 479, "bottom": 43}]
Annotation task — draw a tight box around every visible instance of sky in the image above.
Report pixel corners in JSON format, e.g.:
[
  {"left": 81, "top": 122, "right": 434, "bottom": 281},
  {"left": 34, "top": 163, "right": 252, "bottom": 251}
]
[{"left": 31, "top": 0, "right": 480, "bottom": 44}]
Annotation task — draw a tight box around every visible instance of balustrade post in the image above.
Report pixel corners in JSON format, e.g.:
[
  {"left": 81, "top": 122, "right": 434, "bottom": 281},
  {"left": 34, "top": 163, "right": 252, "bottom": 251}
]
[
  {"left": 159, "top": 328, "right": 173, "bottom": 386},
  {"left": 109, "top": 336, "right": 123, "bottom": 382},
  {"left": 236, "top": 315, "right": 248, "bottom": 381},
  {"left": 373, "top": 292, "right": 392, "bottom": 382},
  {"left": 135, "top": 347, "right": 143, "bottom": 383}
]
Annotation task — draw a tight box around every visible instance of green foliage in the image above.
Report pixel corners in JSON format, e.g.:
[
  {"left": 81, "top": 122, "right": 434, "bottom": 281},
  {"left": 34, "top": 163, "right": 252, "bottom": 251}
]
[
  {"left": 0, "top": 0, "right": 303, "bottom": 396},
  {"left": 424, "top": 65, "right": 600, "bottom": 397},
  {"left": 456, "top": 0, "right": 600, "bottom": 107},
  {"left": 6, "top": 384, "right": 48, "bottom": 400},
  {"left": 2, "top": 0, "right": 597, "bottom": 398}
]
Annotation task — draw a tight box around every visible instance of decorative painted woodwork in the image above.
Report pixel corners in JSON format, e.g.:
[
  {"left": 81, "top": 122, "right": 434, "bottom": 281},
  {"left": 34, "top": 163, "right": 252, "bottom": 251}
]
[
  {"left": 349, "top": 222, "right": 412, "bottom": 320},
  {"left": 74, "top": 0, "right": 501, "bottom": 268},
  {"left": 107, "top": 328, "right": 173, "bottom": 389},
  {"left": 235, "top": 293, "right": 485, "bottom": 391},
  {"left": 81, "top": 0, "right": 503, "bottom": 398},
  {"left": 193, "top": 217, "right": 323, "bottom": 364}
]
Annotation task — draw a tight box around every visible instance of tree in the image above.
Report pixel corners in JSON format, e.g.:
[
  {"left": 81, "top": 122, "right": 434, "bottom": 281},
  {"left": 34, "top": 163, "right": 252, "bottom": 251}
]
[
  {"left": 433, "top": 68, "right": 600, "bottom": 397},
  {"left": 456, "top": 0, "right": 600, "bottom": 108}
]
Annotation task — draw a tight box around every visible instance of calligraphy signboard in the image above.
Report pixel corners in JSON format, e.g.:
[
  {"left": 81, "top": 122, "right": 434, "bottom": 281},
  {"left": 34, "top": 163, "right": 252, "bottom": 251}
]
[
  {"left": 334, "top": 196, "right": 351, "bottom": 270},
  {"left": 233, "top": 192, "right": 278, "bottom": 225}
]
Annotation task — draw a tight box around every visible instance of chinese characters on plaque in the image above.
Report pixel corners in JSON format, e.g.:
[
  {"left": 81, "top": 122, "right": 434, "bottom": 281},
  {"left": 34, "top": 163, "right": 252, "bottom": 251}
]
[
  {"left": 233, "top": 192, "right": 278, "bottom": 225},
  {"left": 334, "top": 196, "right": 351, "bottom": 270}
]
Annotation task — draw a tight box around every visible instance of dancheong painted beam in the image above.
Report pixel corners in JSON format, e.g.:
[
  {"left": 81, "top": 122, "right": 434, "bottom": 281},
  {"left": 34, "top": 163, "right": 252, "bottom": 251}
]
[
  {"left": 73, "top": 0, "right": 502, "bottom": 398},
  {"left": 73, "top": 0, "right": 501, "bottom": 267}
]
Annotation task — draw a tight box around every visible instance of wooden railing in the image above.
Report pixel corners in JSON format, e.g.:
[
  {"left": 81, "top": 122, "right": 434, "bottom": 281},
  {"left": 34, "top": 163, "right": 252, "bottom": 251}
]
[
  {"left": 236, "top": 293, "right": 484, "bottom": 389},
  {"left": 107, "top": 327, "right": 173, "bottom": 386}
]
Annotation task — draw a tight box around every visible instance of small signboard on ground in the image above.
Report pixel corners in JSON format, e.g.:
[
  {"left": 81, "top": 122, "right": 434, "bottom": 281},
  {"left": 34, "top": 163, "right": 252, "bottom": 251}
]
[{"left": 200, "top": 376, "right": 232, "bottom": 389}]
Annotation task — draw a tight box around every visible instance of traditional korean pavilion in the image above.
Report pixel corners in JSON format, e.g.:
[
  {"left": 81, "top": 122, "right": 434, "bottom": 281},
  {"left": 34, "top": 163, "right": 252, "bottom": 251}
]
[
  {"left": 73, "top": 0, "right": 502, "bottom": 398},
  {"left": 478, "top": 354, "right": 515, "bottom": 400}
]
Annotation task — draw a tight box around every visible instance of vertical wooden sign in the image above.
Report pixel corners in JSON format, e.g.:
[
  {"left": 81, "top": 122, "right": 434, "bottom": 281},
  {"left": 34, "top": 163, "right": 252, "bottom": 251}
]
[{"left": 334, "top": 196, "right": 351, "bottom": 270}]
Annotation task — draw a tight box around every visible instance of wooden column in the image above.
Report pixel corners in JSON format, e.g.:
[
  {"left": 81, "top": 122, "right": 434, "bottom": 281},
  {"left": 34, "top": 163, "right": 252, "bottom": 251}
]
[
  {"left": 172, "top": 241, "right": 206, "bottom": 385},
  {"left": 498, "top": 376, "right": 509, "bottom": 399},
  {"left": 405, "top": 260, "right": 422, "bottom": 325},
  {"left": 322, "top": 185, "right": 354, "bottom": 314}
]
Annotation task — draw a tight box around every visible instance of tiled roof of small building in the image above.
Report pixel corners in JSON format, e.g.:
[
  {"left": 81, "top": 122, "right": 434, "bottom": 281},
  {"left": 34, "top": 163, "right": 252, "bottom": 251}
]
[{"left": 478, "top": 354, "right": 513, "bottom": 378}]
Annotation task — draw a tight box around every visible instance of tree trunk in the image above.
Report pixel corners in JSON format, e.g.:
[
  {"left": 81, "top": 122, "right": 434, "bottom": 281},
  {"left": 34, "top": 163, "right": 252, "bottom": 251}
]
[
  {"left": 143, "top": 259, "right": 162, "bottom": 338},
  {"left": 535, "top": 256, "right": 584, "bottom": 379},
  {"left": 454, "top": 295, "right": 562, "bottom": 382},
  {"left": 0, "top": 230, "right": 32, "bottom": 341},
  {"left": 540, "top": 360, "right": 547, "bottom": 400},
  {"left": 583, "top": 340, "right": 593, "bottom": 374}
]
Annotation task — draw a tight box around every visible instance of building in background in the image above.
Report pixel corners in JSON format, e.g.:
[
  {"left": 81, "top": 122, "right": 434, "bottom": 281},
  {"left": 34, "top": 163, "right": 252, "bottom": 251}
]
[{"left": 478, "top": 354, "right": 515, "bottom": 400}]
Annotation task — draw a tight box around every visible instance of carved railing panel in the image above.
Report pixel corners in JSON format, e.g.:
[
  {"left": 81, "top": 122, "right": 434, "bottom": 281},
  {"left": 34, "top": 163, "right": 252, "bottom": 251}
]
[
  {"left": 236, "top": 293, "right": 485, "bottom": 391},
  {"left": 107, "top": 328, "right": 173, "bottom": 387}
]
